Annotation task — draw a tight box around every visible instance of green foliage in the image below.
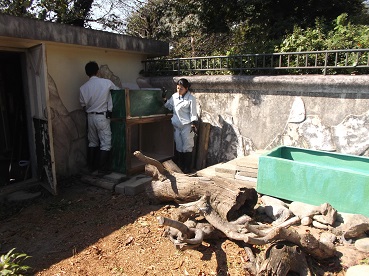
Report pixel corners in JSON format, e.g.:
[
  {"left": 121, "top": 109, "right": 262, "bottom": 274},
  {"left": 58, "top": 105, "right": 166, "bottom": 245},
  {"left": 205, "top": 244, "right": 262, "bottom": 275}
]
[
  {"left": 277, "top": 13, "right": 369, "bottom": 52},
  {"left": 126, "top": 0, "right": 369, "bottom": 57},
  {"left": 327, "top": 14, "right": 369, "bottom": 49},
  {"left": 0, "top": 248, "right": 31, "bottom": 275},
  {"left": 274, "top": 13, "right": 369, "bottom": 74},
  {"left": 2, "top": 0, "right": 369, "bottom": 59},
  {"left": 0, "top": 0, "right": 94, "bottom": 26},
  {"left": 276, "top": 21, "right": 327, "bottom": 53}
]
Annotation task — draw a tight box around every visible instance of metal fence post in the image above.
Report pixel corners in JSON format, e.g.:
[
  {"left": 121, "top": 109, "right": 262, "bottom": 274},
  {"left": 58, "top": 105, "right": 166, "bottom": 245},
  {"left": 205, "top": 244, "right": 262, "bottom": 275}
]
[{"left": 177, "top": 59, "right": 180, "bottom": 76}]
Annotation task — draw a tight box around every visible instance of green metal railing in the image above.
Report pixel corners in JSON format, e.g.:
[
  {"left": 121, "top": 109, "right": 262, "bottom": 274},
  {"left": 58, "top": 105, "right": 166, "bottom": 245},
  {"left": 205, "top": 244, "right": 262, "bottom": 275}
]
[{"left": 142, "top": 49, "right": 369, "bottom": 76}]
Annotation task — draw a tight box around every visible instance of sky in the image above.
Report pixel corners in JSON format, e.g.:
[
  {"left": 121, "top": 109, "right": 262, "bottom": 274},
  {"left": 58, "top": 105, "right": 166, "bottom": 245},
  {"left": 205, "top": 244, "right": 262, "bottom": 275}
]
[{"left": 89, "top": 0, "right": 144, "bottom": 33}]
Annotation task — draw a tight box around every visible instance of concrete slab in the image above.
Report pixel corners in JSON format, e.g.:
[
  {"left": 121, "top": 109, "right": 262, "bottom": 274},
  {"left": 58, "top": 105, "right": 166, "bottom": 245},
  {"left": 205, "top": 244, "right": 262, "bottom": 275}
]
[
  {"left": 235, "top": 172, "right": 257, "bottom": 185},
  {"left": 196, "top": 164, "right": 217, "bottom": 178},
  {"left": 235, "top": 156, "right": 259, "bottom": 169},
  {"left": 233, "top": 151, "right": 266, "bottom": 170},
  {"left": 237, "top": 169, "right": 258, "bottom": 178},
  {"left": 115, "top": 175, "right": 152, "bottom": 196},
  {"left": 197, "top": 150, "right": 265, "bottom": 181},
  {"left": 214, "top": 162, "right": 237, "bottom": 175},
  {"left": 102, "top": 172, "right": 127, "bottom": 184},
  {"left": 80, "top": 174, "right": 116, "bottom": 191},
  {"left": 215, "top": 171, "right": 235, "bottom": 179}
]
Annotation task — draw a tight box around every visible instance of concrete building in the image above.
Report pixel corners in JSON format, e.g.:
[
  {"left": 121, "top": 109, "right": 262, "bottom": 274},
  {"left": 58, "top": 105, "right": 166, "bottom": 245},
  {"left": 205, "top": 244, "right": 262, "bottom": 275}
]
[{"left": 0, "top": 14, "right": 169, "bottom": 194}]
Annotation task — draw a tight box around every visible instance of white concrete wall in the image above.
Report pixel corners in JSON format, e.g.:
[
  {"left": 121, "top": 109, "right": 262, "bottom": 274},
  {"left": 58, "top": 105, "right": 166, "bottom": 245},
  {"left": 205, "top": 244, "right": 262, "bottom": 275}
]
[
  {"left": 147, "top": 75, "right": 369, "bottom": 166},
  {"left": 46, "top": 44, "right": 145, "bottom": 112},
  {"left": 44, "top": 44, "right": 150, "bottom": 177}
]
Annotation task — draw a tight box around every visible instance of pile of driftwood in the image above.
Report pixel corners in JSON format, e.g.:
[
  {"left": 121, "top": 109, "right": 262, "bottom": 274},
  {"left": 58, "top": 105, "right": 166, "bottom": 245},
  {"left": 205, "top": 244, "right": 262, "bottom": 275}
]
[{"left": 134, "top": 151, "right": 342, "bottom": 275}]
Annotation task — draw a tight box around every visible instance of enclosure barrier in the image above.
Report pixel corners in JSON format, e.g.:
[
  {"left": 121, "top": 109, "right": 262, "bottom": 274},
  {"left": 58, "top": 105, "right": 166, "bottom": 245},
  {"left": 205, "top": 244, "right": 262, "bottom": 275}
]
[{"left": 142, "top": 49, "right": 369, "bottom": 76}]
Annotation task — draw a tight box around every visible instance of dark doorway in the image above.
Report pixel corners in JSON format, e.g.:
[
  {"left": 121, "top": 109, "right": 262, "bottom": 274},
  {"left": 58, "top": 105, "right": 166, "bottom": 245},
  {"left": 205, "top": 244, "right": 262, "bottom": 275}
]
[{"left": 0, "top": 51, "right": 31, "bottom": 185}]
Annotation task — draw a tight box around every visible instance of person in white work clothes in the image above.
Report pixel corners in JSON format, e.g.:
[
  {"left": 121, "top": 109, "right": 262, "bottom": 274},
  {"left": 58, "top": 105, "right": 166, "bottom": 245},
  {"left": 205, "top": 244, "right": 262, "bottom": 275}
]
[
  {"left": 79, "top": 61, "right": 119, "bottom": 174},
  {"left": 163, "top": 78, "right": 198, "bottom": 173}
]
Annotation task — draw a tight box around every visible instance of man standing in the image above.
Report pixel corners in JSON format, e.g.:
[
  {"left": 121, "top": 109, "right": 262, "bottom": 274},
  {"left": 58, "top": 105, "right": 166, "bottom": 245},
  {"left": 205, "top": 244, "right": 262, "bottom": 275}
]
[{"left": 80, "top": 61, "right": 119, "bottom": 174}]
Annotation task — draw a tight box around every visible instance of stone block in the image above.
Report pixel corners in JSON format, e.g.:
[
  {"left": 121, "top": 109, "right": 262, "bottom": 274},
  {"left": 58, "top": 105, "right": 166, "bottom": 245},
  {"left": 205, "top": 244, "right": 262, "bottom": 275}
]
[
  {"left": 234, "top": 172, "right": 257, "bottom": 184},
  {"left": 80, "top": 174, "right": 116, "bottom": 191},
  {"left": 236, "top": 169, "right": 258, "bottom": 178},
  {"left": 214, "top": 162, "right": 237, "bottom": 175},
  {"left": 102, "top": 172, "right": 127, "bottom": 184},
  {"left": 115, "top": 175, "right": 152, "bottom": 196}
]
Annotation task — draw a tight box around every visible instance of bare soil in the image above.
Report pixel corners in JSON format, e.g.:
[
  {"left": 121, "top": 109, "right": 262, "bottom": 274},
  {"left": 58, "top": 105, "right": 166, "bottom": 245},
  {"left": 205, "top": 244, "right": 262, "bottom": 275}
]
[{"left": 0, "top": 177, "right": 367, "bottom": 275}]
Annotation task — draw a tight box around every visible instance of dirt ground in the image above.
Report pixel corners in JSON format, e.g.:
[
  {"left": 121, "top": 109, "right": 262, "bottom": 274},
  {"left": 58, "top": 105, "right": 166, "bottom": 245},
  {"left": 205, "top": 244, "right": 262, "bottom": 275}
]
[{"left": 0, "top": 177, "right": 368, "bottom": 276}]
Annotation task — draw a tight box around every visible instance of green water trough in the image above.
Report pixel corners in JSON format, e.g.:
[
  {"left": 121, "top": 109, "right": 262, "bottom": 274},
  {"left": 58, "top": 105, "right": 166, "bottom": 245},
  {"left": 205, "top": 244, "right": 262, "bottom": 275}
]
[{"left": 256, "top": 146, "right": 369, "bottom": 217}]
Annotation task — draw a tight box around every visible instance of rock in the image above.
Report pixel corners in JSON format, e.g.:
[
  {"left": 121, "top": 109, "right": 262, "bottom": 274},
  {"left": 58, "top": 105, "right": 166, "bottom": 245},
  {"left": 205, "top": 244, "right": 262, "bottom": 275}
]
[
  {"left": 332, "top": 214, "right": 369, "bottom": 239},
  {"left": 312, "top": 220, "right": 329, "bottom": 230},
  {"left": 289, "top": 202, "right": 337, "bottom": 225},
  {"left": 313, "top": 215, "right": 329, "bottom": 225},
  {"left": 346, "top": 265, "right": 369, "bottom": 276},
  {"left": 301, "top": 216, "right": 312, "bottom": 226},
  {"left": 261, "top": 195, "right": 293, "bottom": 225},
  {"left": 289, "top": 201, "right": 321, "bottom": 218},
  {"left": 256, "top": 205, "right": 265, "bottom": 214},
  {"left": 264, "top": 205, "right": 293, "bottom": 226},
  {"left": 261, "top": 195, "right": 288, "bottom": 207},
  {"left": 320, "top": 232, "right": 337, "bottom": 245},
  {"left": 319, "top": 202, "right": 337, "bottom": 225},
  {"left": 288, "top": 97, "right": 305, "bottom": 123},
  {"left": 355, "top": 238, "right": 369, "bottom": 253}
]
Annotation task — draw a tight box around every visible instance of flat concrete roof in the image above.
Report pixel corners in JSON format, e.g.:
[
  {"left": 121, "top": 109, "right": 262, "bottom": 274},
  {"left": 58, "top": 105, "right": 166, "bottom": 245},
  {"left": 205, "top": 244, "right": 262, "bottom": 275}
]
[{"left": 0, "top": 14, "right": 169, "bottom": 57}]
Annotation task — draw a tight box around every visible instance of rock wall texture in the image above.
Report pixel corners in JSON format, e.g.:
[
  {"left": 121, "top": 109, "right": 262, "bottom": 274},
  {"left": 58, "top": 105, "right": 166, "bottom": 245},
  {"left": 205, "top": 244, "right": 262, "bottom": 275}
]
[{"left": 144, "top": 75, "right": 369, "bottom": 166}]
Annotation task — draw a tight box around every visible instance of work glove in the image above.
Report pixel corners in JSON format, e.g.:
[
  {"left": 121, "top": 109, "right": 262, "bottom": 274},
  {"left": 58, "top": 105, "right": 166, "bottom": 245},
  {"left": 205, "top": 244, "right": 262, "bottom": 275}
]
[
  {"left": 190, "top": 121, "right": 198, "bottom": 135},
  {"left": 161, "top": 87, "right": 167, "bottom": 99}
]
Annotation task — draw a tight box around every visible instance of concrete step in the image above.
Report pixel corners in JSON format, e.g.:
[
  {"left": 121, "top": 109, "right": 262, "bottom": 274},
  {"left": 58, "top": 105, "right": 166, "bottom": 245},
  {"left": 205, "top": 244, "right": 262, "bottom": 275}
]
[
  {"left": 115, "top": 174, "right": 152, "bottom": 196},
  {"left": 196, "top": 150, "right": 267, "bottom": 181},
  {"left": 80, "top": 174, "right": 117, "bottom": 191}
]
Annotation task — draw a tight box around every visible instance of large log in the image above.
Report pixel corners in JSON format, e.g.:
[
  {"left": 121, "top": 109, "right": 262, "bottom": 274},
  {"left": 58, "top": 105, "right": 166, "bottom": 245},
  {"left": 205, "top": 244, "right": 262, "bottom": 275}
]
[
  {"left": 134, "top": 151, "right": 336, "bottom": 275},
  {"left": 134, "top": 151, "right": 258, "bottom": 221}
]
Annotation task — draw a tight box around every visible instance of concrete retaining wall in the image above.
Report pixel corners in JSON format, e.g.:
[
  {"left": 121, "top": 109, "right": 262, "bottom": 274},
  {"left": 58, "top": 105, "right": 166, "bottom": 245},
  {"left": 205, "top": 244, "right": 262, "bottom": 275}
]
[{"left": 140, "top": 75, "right": 369, "bottom": 166}]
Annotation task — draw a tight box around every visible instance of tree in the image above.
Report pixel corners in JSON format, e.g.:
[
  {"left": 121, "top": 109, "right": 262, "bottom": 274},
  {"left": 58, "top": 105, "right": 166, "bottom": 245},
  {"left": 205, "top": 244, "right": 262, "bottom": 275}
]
[
  {"left": 0, "top": 0, "right": 142, "bottom": 29},
  {"left": 277, "top": 14, "right": 369, "bottom": 52},
  {"left": 227, "top": 0, "right": 368, "bottom": 54},
  {"left": 126, "top": 0, "right": 205, "bottom": 57},
  {"left": 125, "top": 0, "right": 369, "bottom": 57},
  {"left": 2, "top": 0, "right": 368, "bottom": 57}
]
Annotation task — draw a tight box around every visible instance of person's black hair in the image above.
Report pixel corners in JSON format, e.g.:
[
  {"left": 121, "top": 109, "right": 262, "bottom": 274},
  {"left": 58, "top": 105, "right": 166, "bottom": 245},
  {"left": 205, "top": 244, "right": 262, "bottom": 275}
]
[
  {"left": 177, "top": 78, "right": 190, "bottom": 89},
  {"left": 85, "top": 61, "right": 99, "bottom": 77}
]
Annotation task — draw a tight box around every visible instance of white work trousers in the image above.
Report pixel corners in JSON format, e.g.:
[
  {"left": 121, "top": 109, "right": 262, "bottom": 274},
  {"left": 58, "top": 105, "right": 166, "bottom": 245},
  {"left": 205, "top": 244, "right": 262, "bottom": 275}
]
[
  {"left": 87, "top": 114, "right": 112, "bottom": 151},
  {"left": 173, "top": 123, "right": 194, "bottom": 153}
]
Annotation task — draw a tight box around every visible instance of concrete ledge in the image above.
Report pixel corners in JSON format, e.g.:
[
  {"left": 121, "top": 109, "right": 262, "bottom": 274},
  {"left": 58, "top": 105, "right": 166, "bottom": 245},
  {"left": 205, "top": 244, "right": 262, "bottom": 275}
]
[
  {"left": 0, "top": 14, "right": 169, "bottom": 56},
  {"left": 148, "top": 75, "right": 369, "bottom": 94}
]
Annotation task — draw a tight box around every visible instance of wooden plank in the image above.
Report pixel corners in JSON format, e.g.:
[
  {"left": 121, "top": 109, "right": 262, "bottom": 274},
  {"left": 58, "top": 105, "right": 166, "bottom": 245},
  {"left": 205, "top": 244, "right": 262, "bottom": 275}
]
[
  {"left": 237, "top": 169, "right": 258, "bottom": 178},
  {"left": 195, "top": 122, "right": 211, "bottom": 170}
]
